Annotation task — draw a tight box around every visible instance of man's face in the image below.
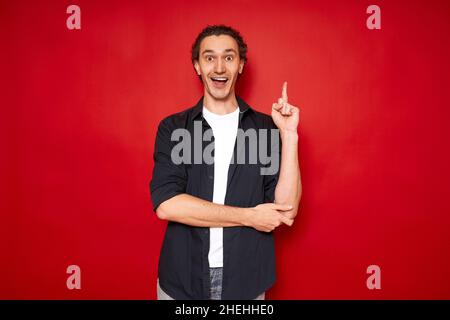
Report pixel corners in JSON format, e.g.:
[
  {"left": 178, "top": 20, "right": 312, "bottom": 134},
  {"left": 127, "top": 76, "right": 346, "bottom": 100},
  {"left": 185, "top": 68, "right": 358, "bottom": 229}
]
[{"left": 194, "top": 35, "right": 244, "bottom": 101}]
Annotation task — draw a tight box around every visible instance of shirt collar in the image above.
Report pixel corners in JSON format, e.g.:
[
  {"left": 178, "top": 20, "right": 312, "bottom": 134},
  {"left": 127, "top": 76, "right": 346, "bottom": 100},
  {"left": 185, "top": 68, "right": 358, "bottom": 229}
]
[{"left": 192, "top": 95, "right": 252, "bottom": 120}]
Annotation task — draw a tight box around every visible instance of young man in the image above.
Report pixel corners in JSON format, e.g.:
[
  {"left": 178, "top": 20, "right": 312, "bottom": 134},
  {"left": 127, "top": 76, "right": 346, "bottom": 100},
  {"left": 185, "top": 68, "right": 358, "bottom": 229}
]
[{"left": 150, "top": 25, "right": 302, "bottom": 300}]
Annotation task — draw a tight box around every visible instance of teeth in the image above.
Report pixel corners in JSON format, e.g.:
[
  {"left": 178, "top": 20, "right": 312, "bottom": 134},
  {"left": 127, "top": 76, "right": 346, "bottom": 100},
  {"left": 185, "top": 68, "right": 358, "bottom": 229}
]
[{"left": 211, "top": 77, "right": 228, "bottom": 81}]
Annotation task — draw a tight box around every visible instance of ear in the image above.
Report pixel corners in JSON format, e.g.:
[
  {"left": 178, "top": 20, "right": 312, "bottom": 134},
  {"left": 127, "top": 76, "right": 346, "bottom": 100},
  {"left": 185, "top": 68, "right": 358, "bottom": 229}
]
[
  {"left": 194, "top": 61, "right": 201, "bottom": 75},
  {"left": 239, "top": 60, "right": 245, "bottom": 74}
]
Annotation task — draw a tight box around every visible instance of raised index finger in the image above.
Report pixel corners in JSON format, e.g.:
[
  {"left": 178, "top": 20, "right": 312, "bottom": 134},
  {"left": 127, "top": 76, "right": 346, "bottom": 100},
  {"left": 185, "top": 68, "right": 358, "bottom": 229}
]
[{"left": 282, "top": 81, "right": 288, "bottom": 103}]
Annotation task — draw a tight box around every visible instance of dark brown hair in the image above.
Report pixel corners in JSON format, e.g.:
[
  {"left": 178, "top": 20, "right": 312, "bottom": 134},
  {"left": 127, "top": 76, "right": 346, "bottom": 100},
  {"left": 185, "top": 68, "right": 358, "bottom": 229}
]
[{"left": 191, "top": 24, "right": 248, "bottom": 64}]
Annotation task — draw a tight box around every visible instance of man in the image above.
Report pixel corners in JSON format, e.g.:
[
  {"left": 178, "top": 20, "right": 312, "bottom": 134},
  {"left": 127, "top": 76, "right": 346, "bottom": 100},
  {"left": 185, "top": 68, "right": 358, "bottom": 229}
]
[{"left": 150, "top": 25, "right": 302, "bottom": 300}]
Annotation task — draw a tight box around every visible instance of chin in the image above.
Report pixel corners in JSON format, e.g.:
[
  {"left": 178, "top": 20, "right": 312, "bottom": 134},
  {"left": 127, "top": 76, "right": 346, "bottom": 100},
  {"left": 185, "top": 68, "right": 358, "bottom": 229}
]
[
  {"left": 213, "top": 93, "right": 230, "bottom": 100},
  {"left": 209, "top": 88, "right": 231, "bottom": 100}
]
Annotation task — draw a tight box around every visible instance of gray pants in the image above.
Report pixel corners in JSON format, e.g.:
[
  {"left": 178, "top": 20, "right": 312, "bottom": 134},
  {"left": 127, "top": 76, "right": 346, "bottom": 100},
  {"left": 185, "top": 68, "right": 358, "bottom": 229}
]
[{"left": 157, "top": 267, "right": 265, "bottom": 300}]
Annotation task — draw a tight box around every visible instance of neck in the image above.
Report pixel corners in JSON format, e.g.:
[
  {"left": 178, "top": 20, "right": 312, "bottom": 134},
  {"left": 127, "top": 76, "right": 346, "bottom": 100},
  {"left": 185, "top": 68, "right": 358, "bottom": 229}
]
[{"left": 203, "top": 89, "right": 239, "bottom": 115}]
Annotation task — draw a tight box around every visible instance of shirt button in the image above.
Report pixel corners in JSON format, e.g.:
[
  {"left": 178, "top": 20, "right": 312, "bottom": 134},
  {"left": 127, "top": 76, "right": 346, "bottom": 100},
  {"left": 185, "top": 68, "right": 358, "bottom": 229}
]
[{"left": 208, "top": 175, "right": 213, "bottom": 179}]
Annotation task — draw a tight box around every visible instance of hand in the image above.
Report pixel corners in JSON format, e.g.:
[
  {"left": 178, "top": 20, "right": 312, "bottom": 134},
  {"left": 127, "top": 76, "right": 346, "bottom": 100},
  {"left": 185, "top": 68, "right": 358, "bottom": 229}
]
[
  {"left": 246, "top": 203, "right": 294, "bottom": 232},
  {"left": 279, "top": 209, "right": 296, "bottom": 220},
  {"left": 271, "top": 81, "right": 300, "bottom": 132}
]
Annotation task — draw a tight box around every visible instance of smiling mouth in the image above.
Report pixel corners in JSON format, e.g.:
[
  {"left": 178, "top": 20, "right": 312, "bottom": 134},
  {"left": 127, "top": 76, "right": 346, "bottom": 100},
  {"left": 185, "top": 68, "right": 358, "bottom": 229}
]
[{"left": 210, "top": 77, "right": 228, "bottom": 88}]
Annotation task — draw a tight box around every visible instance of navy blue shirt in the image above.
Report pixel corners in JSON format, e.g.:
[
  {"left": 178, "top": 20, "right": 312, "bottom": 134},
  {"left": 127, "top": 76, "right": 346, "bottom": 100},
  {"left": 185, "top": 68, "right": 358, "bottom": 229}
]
[{"left": 150, "top": 96, "right": 281, "bottom": 299}]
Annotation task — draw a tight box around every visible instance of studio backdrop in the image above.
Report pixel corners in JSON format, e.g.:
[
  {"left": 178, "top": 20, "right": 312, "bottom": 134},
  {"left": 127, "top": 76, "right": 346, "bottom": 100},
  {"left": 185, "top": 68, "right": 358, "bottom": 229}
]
[{"left": 2, "top": 0, "right": 450, "bottom": 299}]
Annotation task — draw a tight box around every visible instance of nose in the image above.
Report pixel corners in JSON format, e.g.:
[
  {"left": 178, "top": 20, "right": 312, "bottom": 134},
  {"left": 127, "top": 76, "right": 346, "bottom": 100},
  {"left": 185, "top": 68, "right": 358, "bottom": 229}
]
[{"left": 214, "top": 58, "right": 225, "bottom": 74}]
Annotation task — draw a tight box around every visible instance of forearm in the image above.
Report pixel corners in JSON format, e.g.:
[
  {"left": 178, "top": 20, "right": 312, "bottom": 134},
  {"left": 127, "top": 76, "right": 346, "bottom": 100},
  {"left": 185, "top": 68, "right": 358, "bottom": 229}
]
[
  {"left": 274, "top": 129, "right": 302, "bottom": 218},
  {"left": 156, "top": 193, "right": 252, "bottom": 227}
]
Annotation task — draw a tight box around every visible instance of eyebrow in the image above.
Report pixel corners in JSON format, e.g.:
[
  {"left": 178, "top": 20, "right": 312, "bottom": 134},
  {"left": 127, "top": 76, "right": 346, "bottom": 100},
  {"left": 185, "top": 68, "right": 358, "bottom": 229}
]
[{"left": 202, "top": 49, "right": 237, "bottom": 55}]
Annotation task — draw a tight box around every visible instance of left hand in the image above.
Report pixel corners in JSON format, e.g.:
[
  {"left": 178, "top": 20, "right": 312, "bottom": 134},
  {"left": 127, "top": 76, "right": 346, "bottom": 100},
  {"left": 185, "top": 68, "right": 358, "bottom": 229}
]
[{"left": 271, "top": 81, "right": 300, "bottom": 132}]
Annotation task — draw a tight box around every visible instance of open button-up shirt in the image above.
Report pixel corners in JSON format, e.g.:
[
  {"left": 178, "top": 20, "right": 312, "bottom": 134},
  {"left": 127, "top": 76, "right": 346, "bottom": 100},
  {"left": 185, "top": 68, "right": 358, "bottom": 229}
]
[{"left": 150, "top": 95, "right": 281, "bottom": 299}]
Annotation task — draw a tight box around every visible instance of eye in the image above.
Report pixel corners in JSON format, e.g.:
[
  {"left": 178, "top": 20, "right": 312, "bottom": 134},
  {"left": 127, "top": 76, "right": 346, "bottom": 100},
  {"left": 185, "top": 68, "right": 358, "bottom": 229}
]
[
  {"left": 205, "top": 56, "right": 214, "bottom": 62},
  {"left": 225, "top": 55, "right": 233, "bottom": 61}
]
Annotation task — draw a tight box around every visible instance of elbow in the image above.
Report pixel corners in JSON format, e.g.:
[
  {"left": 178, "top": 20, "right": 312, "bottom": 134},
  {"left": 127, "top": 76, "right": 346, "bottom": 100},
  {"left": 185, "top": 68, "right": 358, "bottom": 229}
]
[
  {"left": 154, "top": 195, "right": 184, "bottom": 221},
  {"left": 291, "top": 202, "right": 300, "bottom": 219},
  {"left": 156, "top": 204, "right": 169, "bottom": 220}
]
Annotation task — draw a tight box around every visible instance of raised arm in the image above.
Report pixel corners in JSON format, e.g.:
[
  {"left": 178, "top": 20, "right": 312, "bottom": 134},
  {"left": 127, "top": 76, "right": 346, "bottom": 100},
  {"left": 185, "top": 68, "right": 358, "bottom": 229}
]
[{"left": 271, "top": 81, "right": 302, "bottom": 219}]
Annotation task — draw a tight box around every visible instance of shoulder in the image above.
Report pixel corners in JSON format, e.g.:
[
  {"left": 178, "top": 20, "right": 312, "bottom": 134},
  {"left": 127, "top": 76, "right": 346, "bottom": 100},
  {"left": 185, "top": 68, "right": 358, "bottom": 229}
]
[{"left": 158, "top": 104, "right": 198, "bottom": 131}]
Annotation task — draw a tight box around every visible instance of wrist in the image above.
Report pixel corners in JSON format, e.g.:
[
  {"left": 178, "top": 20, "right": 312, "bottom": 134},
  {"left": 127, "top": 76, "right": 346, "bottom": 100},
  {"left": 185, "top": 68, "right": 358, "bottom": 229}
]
[
  {"left": 280, "top": 129, "right": 298, "bottom": 141},
  {"left": 241, "top": 207, "right": 255, "bottom": 227}
]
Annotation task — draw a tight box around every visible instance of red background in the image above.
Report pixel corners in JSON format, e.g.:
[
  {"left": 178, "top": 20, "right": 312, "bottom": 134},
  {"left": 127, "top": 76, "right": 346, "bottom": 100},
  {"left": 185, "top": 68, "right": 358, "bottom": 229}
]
[{"left": 2, "top": 0, "right": 450, "bottom": 299}]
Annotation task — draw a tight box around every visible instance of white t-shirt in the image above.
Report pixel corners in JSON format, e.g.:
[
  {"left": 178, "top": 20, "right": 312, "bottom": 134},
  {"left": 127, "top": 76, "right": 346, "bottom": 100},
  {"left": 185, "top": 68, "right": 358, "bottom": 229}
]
[{"left": 202, "top": 105, "right": 240, "bottom": 268}]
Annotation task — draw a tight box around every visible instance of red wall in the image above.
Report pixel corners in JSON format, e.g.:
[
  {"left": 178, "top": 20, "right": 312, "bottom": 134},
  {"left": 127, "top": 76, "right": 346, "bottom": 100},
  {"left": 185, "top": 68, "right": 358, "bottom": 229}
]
[{"left": 2, "top": 0, "right": 450, "bottom": 299}]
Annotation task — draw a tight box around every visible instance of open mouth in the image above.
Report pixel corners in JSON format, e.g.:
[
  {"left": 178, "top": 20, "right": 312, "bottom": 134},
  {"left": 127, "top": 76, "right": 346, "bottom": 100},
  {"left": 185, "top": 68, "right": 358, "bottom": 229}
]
[{"left": 210, "top": 76, "right": 229, "bottom": 88}]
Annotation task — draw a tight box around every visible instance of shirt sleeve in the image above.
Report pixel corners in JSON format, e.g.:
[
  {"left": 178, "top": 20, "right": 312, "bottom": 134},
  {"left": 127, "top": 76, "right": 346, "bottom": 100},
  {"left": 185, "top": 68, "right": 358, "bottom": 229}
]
[
  {"left": 263, "top": 117, "right": 282, "bottom": 203},
  {"left": 150, "top": 118, "right": 187, "bottom": 212}
]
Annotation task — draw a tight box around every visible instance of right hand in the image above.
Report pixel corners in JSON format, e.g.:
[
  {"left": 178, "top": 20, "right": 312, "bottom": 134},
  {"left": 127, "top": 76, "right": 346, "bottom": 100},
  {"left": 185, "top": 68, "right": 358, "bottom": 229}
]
[{"left": 246, "top": 203, "right": 294, "bottom": 232}]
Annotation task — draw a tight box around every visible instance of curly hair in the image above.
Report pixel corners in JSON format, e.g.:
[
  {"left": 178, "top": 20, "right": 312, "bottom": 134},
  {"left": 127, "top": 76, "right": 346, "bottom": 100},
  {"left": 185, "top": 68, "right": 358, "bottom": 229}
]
[{"left": 191, "top": 24, "right": 248, "bottom": 65}]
